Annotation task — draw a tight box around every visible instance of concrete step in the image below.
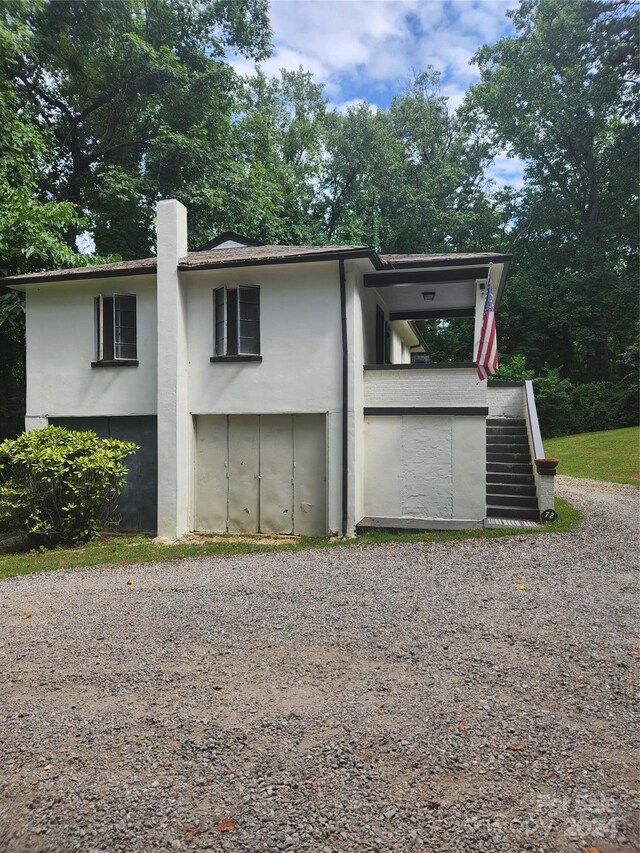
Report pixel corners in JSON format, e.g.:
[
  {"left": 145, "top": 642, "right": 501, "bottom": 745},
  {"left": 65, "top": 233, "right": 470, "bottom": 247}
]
[
  {"left": 487, "top": 462, "right": 535, "bottom": 476},
  {"left": 486, "top": 504, "right": 540, "bottom": 520},
  {"left": 487, "top": 471, "right": 535, "bottom": 486},
  {"left": 487, "top": 451, "right": 531, "bottom": 464},
  {"left": 486, "top": 425, "right": 528, "bottom": 437},
  {"left": 487, "top": 483, "right": 537, "bottom": 497},
  {"left": 487, "top": 444, "right": 532, "bottom": 457},
  {"left": 485, "top": 493, "right": 538, "bottom": 509},
  {"left": 487, "top": 433, "right": 529, "bottom": 445}
]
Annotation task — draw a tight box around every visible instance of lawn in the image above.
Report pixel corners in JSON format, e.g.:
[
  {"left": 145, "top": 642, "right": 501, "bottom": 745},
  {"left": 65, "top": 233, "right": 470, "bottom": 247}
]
[
  {"left": 545, "top": 426, "right": 639, "bottom": 487},
  {"left": 0, "top": 496, "right": 580, "bottom": 581}
]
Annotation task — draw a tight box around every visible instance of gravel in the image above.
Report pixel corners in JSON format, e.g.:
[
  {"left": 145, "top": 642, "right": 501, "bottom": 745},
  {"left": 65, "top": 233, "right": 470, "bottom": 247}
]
[{"left": 0, "top": 476, "right": 638, "bottom": 853}]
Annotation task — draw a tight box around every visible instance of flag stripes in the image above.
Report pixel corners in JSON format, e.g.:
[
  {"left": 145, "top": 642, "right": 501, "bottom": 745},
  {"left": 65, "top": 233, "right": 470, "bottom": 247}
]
[{"left": 476, "top": 266, "right": 498, "bottom": 381}]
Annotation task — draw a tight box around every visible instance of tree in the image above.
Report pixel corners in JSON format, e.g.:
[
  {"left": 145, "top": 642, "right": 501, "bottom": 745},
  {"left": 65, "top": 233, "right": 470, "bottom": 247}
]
[
  {"left": 1, "top": 0, "right": 272, "bottom": 257},
  {"left": 468, "top": 0, "right": 639, "bottom": 382},
  {"left": 314, "top": 70, "right": 505, "bottom": 254},
  {"left": 223, "top": 67, "right": 328, "bottom": 244},
  {"left": 0, "top": 69, "right": 87, "bottom": 438}
]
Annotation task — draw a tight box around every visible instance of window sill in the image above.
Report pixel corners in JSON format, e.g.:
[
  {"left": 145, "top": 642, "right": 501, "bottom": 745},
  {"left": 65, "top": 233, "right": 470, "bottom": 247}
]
[
  {"left": 210, "top": 355, "right": 262, "bottom": 363},
  {"left": 91, "top": 359, "right": 139, "bottom": 368}
]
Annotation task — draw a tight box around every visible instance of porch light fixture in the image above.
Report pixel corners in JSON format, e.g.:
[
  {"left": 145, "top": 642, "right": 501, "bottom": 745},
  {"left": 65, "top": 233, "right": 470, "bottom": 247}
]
[{"left": 421, "top": 291, "right": 436, "bottom": 301}]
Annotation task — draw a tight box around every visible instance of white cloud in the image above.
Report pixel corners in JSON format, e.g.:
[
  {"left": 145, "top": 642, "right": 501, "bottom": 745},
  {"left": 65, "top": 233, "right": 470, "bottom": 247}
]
[
  {"left": 231, "top": 0, "right": 525, "bottom": 188},
  {"left": 486, "top": 151, "right": 527, "bottom": 191},
  {"left": 240, "top": 1, "right": 519, "bottom": 102},
  {"left": 331, "top": 97, "right": 381, "bottom": 115}
]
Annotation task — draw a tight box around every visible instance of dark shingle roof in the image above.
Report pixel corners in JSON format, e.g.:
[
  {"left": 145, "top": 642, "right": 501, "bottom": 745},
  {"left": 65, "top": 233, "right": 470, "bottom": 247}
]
[{"left": 1, "top": 243, "right": 511, "bottom": 287}]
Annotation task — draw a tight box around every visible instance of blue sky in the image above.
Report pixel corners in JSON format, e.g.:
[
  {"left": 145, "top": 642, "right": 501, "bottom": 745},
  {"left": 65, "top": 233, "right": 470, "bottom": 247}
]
[{"left": 232, "top": 0, "right": 526, "bottom": 189}]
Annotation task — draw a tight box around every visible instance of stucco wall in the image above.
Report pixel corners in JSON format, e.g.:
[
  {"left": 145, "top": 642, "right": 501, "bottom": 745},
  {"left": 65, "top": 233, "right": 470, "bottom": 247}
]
[
  {"left": 363, "top": 414, "right": 486, "bottom": 521},
  {"left": 185, "top": 260, "right": 345, "bottom": 535},
  {"left": 25, "top": 276, "right": 157, "bottom": 420}
]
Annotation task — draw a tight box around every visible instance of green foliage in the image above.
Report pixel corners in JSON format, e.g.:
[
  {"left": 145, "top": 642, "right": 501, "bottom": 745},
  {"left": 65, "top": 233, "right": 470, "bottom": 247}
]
[
  {"left": 0, "top": 427, "right": 136, "bottom": 546},
  {"left": 0, "top": 0, "right": 272, "bottom": 257},
  {"left": 415, "top": 318, "right": 475, "bottom": 363},
  {"left": 536, "top": 372, "right": 638, "bottom": 438},
  {"left": 531, "top": 369, "right": 576, "bottom": 438},
  {"left": 315, "top": 70, "right": 505, "bottom": 252},
  {"left": 495, "top": 354, "right": 534, "bottom": 381}
]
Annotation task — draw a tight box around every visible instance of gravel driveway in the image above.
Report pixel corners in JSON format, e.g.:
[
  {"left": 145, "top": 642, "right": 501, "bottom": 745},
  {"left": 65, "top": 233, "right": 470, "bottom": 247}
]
[{"left": 1, "top": 477, "right": 638, "bottom": 853}]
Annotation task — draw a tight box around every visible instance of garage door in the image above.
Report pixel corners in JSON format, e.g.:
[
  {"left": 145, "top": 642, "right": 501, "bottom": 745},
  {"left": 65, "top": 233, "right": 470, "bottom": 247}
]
[{"left": 195, "top": 414, "right": 326, "bottom": 536}]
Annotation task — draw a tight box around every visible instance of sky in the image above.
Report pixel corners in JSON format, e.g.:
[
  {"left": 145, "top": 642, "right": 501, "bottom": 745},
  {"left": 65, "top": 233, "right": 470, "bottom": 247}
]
[{"left": 232, "top": 0, "right": 526, "bottom": 190}]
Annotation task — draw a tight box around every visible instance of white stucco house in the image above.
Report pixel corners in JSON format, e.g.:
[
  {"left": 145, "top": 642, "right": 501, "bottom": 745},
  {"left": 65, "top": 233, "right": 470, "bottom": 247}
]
[{"left": 3, "top": 200, "right": 555, "bottom": 539}]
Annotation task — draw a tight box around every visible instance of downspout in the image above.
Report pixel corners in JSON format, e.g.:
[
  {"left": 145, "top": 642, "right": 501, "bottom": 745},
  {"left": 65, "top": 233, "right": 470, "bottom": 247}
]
[{"left": 339, "top": 259, "right": 348, "bottom": 537}]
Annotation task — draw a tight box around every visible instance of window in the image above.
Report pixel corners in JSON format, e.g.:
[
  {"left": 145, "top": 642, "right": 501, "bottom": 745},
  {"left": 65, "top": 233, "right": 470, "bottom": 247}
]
[
  {"left": 93, "top": 294, "right": 137, "bottom": 365},
  {"left": 212, "top": 285, "right": 261, "bottom": 360}
]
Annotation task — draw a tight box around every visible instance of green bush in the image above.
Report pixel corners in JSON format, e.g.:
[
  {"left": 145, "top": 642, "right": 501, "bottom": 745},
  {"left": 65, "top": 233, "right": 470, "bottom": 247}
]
[
  {"left": 497, "top": 354, "right": 639, "bottom": 438},
  {"left": 531, "top": 369, "right": 576, "bottom": 437},
  {"left": 0, "top": 426, "right": 136, "bottom": 546}
]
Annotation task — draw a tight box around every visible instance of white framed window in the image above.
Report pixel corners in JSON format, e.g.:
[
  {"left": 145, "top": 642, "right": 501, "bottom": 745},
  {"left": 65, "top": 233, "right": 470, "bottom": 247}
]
[
  {"left": 94, "top": 294, "right": 137, "bottom": 362},
  {"left": 213, "top": 285, "right": 260, "bottom": 358}
]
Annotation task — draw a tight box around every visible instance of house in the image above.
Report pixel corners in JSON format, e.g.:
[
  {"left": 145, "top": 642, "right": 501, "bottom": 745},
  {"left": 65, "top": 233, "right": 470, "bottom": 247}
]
[{"left": 3, "top": 200, "right": 556, "bottom": 539}]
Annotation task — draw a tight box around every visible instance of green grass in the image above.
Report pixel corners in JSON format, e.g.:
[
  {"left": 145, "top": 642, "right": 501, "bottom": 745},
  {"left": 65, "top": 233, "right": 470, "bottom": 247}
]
[
  {"left": 545, "top": 426, "right": 639, "bottom": 486},
  {"left": 0, "top": 496, "right": 580, "bottom": 581}
]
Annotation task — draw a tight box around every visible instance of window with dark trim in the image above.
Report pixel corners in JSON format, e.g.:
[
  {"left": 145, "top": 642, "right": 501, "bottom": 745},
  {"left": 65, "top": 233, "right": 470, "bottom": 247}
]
[
  {"left": 213, "top": 285, "right": 261, "bottom": 359},
  {"left": 93, "top": 294, "right": 137, "bottom": 365}
]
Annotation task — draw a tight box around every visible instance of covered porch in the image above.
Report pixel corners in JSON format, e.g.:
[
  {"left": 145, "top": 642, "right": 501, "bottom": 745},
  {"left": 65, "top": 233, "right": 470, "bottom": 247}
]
[{"left": 358, "top": 252, "right": 511, "bottom": 531}]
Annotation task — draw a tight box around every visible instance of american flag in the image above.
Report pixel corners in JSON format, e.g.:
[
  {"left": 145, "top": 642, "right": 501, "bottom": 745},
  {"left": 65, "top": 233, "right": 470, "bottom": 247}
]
[{"left": 476, "top": 266, "right": 498, "bottom": 381}]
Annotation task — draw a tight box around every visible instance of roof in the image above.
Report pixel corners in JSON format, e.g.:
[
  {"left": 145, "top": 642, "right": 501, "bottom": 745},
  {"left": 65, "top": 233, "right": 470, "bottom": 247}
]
[
  {"left": 0, "top": 243, "right": 511, "bottom": 287},
  {"left": 178, "top": 244, "right": 377, "bottom": 271},
  {"left": 380, "top": 251, "right": 510, "bottom": 268}
]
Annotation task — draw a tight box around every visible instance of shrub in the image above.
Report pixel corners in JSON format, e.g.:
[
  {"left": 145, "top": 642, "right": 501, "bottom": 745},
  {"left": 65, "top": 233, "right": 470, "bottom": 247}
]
[
  {"left": 531, "top": 369, "right": 576, "bottom": 438},
  {"left": 496, "top": 354, "right": 640, "bottom": 438},
  {"left": 0, "top": 426, "right": 136, "bottom": 546}
]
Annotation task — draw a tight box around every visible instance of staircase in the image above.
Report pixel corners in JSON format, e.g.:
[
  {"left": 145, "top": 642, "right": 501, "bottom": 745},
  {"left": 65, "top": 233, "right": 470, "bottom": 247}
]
[{"left": 486, "top": 418, "right": 539, "bottom": 520}]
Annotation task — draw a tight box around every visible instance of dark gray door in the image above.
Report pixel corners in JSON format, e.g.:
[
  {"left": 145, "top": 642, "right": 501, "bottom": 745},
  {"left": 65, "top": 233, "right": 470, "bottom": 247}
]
[{"left": 50, "top": 416, "right": 157, "bottom": 532}]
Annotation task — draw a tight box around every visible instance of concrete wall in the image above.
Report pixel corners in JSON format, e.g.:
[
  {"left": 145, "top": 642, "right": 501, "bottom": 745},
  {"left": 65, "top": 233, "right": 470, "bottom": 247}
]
[
  {"left": 363, "top": 414, "right": 486, "bottom": 521},
  {"left": 24, "top": 276, "right": 157, "bottom": 423},
  {"left": 488, "top": 383, "right": 526, "bottom": 419}
]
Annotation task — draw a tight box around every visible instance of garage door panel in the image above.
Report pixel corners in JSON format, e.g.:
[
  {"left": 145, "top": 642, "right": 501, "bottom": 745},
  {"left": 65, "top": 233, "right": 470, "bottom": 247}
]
[
  {"left": 293, "top": 414, "right": 327, "bottom": 536},
  {"left": 195, "top": 416, "right": 228, "bottom": 532},
  {"left": 259, "top": 415, "right": 293, "bottom": 534},
  {"left": 195, "top": 413, "right": 326, "bottom": 538},
  {"left": 228, "top": 415, "right": 260, "bottom": 533},
  {"left": 108, "top": 416, "right": 158, "bottom": 533}
]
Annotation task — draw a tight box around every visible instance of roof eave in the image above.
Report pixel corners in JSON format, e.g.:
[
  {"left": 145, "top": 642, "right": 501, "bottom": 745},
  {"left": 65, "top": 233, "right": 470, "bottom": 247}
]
[
  {"left": 177, "top": 247, "right": 382, "bottom": 273},
  {"left": 2, "top": 264, "right": 157, "bottom": 290},
  {"left": 381, "top": 253, "right": 512, "bottom": 270}
]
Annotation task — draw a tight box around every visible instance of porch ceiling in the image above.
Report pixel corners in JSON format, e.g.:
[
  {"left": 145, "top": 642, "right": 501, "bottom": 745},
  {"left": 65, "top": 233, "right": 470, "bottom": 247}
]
[{"left": 364, "top": 259, "right": 508, "bottom": 320}]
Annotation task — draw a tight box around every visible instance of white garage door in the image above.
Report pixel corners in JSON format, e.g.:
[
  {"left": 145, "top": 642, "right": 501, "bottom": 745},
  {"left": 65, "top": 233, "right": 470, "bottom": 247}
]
[{"left": 195, "top": 414, "right": 326, "bottom": 536}]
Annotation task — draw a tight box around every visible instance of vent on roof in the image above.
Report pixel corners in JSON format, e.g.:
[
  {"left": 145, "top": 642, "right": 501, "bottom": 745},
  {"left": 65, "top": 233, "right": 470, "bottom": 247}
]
[{"left": 193, "top": 231, "right": 263, "bottom": 252}]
